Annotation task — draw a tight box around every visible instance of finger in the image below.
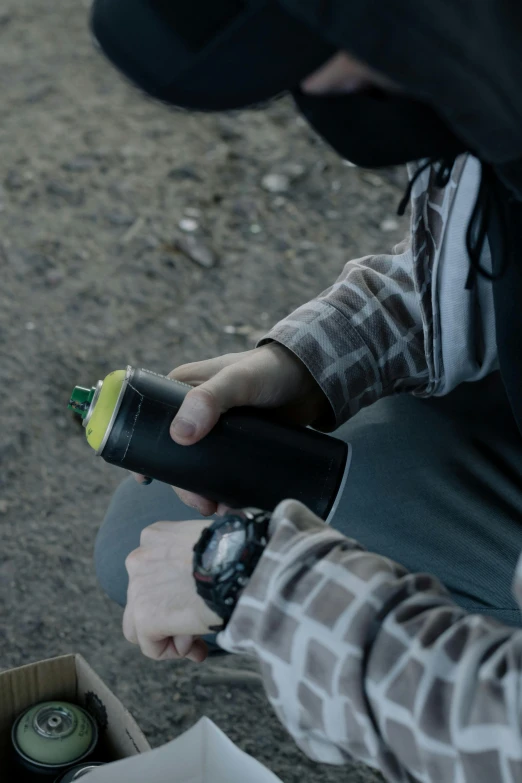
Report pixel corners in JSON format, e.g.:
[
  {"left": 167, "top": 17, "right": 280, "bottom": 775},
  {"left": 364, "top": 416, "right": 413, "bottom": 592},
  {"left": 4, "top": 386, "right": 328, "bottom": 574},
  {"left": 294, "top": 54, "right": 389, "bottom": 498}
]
[
  {"left": 216, "top": 503, "right": 234, "bottom": 517},
  {"left": 172, "top": 486, "right": 217, "bottom": 517},
  {"left": 146, "top": 637, "right": 208, "bottom": 663},
  {"left": 170, "top": 365, "right": 256, "bottom": 445},
  {"left": 130, "top": 471, "right": 151, "bottom": 485},
  {"left": 122, "top": 604, "right": 138, "bottom": 645},
  {"left": 138, "top": 632, "right": 175, "bottom": 661},
  {"left": 168, "top": 354, "right": 243, "bottom": 386},
  {"left": 173, "top": 634, "right": 195, "bottom": 657},
  {"left": 186, "top": 639, "right": 209, "bottom": 663}
]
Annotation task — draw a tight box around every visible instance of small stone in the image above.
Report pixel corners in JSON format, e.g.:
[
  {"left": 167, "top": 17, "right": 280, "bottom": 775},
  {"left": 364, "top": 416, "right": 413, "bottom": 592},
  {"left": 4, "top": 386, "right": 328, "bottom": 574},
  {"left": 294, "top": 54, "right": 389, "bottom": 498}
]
[
  {"left": 166, "top": 317, "right": 179, "bottom": 329},
  {"left": 161, "top": 256, "right": 177, "bottom": 269},
  {"left": 272, "top": 196, "right": 286, "bottom": 208},
  {"left": 381, "top": 218, "right": 400, "bottom": 232},
  {"left": 280, "top": 162, "right": 306, "bottom": 180},
  {"left": 46, "top": 180, "right": 84, "bottom": 206},
  {"left": 249, "top": 224, "right": 262, "bottom": 234},
  {"left": 361, "top": 172, "right": 384, "bottom": 187},
  {"left": 26, "top": 85, "right": 53, "bottom": 104},
  {"left": 175, "top": 235, "right": 216, "bottom": 268},
  {"left": 223, "top": 324, "right": 255, "bottom": 336},
  {"left": 184, "top": 207, "right": 201, "bottom": 219},
  {"left": 25, "top": 322, "right": 36, "bottom": 331},
  {"left": 261, "top": 173, "right": 290, "bottom": 194},
  {"left": 5, "top": 170, "right": 25, "bottom": 190},
  {"left": 326, "top": 210, "right": 339, "bottom": 220},
  {"left": 205, "top": 143, "right": 229, "bottom": 163},
  {"left": 0, "top": 500, "right": 8, "bottom": 514},
  {"left": 217, "top": 118, "right": 243, "bottom": 142},
  {"left": 168, "top": 166, "right": 201, "bottom": 182},
  {"left": 179, "top": 218, "right": 199, "bottom": 233},
  {"left": 44, "top": 268, "right": 65, "bottom": 286},
  {"left": 120, "top": 145, "right": 137, "bottom": 158},
  {"left": 331, "top": 180, "right": 342, "bottom": 192},
  {"left": 299, "top": 240, "right": 316, "bottom": 251},
  {"left": 62, "top": 156, "right": 97, "bottom": 172},
  {"left": 106, "top": 211, "right": 135, "bottom": 227}
]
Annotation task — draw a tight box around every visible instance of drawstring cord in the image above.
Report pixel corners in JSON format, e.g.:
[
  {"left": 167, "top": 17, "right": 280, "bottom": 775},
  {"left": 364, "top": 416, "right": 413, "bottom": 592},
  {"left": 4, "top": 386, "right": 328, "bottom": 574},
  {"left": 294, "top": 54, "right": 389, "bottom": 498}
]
[
  {"left": 397, "top": 158, "right": 510, "bottom": 289},
  {"left": 397, "top": 157, "right": 455, "bottom": 217},
  {"left": 465, "top": 163, "right": 510, "bottom": 289}
]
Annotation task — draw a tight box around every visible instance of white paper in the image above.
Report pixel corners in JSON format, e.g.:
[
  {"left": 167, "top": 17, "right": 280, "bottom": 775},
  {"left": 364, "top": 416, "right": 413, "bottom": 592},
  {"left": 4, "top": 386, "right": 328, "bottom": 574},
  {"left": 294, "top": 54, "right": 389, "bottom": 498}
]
[{"left": 87, "top": 716, "right": 284, "bottom": 783}]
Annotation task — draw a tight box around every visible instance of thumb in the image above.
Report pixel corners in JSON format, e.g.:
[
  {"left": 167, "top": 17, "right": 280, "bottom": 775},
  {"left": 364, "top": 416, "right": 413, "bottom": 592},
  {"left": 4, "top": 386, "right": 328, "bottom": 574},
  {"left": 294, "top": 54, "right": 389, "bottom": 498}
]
[{"left": 170, "top": 365, "right": 255, "bottom": 444}]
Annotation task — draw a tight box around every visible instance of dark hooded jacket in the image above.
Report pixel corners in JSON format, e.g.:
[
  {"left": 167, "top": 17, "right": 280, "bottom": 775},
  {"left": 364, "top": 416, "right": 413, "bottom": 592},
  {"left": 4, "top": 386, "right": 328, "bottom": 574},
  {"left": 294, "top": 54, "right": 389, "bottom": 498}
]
[{"left": 281, "top": 0, "right": 522, "bottom": 437}]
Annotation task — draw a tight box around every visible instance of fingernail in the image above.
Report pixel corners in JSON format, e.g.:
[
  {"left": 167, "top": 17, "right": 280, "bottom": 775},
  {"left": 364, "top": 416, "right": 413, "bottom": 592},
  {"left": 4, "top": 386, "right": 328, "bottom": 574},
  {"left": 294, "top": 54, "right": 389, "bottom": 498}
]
[
  {"left": 141, "top": 477, "right": 153, "bottom": 486},
  {"left": 175, "top": 635, "right": 193, "bottom": 657},
  {"left": 171, "top": 417, "right": 196, "bottom": 440}
]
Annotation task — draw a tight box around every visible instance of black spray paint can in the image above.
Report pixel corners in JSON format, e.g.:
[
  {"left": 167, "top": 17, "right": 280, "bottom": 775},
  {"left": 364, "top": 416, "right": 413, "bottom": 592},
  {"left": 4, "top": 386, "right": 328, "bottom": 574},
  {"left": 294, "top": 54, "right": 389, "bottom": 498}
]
[{"left": 69, "top": 366, "right": 351, "bottom": 521}]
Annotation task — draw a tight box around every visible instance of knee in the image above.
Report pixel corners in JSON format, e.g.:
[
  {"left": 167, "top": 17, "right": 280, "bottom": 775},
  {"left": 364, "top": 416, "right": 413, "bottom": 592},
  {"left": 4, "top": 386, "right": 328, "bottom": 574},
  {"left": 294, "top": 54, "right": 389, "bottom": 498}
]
[
  {"left": 93, "top": 478, "right": 144, "bottom": 607},
  {"left": 94, "top": 526, "right": 130, "bottom": 608}
]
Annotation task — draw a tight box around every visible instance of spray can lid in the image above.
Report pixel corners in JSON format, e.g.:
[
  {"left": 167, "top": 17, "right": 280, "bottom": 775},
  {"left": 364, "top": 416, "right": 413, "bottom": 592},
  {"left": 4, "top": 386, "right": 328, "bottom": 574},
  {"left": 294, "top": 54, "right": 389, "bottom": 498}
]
[{"left": 13, "top": 701, "right": 98, "bottom": 768}]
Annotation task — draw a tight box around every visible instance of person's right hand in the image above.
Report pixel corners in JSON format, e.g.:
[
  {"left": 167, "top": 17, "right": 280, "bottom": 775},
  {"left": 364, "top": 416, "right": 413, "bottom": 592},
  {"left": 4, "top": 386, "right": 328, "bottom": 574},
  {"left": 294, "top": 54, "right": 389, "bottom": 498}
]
[{"left": 135, "top": 343, "right": 330, "bottom": 516}]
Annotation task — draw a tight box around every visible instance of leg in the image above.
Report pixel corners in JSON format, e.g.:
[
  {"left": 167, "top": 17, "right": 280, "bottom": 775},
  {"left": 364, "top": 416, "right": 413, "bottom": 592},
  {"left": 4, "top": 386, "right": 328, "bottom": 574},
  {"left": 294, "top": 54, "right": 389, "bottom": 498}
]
[{"left": 329, "top": 371, "right": 522, "bottom": 625}]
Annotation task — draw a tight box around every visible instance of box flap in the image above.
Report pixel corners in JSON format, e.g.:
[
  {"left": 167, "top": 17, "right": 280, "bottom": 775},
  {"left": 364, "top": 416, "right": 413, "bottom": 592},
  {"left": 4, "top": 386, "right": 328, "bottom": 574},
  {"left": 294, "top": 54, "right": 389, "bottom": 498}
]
[
  {"left": 85, "top": 716, "right": 284, "bottom": 783},
  {"left": 75, "top": 655, "right": 151, "bottom": 756}
]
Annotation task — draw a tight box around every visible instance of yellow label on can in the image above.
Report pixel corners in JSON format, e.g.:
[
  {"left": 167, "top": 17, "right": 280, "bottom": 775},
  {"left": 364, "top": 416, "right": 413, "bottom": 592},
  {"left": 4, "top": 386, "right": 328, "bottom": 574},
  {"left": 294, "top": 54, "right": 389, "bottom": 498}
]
[{"left": 85, "top": 370, "right": 126, "bottom": 452}]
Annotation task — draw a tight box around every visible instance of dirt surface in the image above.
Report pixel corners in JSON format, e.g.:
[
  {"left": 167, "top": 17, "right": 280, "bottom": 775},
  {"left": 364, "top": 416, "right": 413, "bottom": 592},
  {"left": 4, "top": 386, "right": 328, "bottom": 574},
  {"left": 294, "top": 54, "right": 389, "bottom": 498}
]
[{"left": 1, "top": 2, "right": 409, "bottom": 781}]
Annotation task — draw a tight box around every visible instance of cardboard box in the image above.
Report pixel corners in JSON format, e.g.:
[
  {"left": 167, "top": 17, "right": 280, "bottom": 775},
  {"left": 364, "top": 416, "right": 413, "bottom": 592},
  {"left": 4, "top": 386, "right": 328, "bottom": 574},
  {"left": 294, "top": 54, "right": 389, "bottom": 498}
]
[
  {"left": 0, "top": 655, "right": 284, "bottom": 782},
  {"left": 0, "top": 654, "right": 150, "bottom": 778}
]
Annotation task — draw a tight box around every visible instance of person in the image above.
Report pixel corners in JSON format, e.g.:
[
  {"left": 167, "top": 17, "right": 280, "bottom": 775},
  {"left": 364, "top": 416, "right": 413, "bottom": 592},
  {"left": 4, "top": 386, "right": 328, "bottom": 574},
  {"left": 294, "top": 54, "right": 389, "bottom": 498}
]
[{"left": 91, "top": 1, "right": 522, "bottom": 780}]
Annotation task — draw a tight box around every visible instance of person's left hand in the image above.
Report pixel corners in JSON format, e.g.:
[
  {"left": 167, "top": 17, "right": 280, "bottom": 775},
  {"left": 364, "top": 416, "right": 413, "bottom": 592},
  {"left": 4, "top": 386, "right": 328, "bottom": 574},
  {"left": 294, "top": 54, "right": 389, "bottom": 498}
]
[{"left": 123, "top": 520, "right": 222, "bottom": 663}]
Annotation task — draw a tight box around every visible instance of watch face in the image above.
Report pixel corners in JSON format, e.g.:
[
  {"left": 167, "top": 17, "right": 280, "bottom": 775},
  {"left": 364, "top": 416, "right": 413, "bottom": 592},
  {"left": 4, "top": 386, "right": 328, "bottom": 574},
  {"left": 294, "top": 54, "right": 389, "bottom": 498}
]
[{"left": 202, "top": 521, "right": 246, "bottom": 572}]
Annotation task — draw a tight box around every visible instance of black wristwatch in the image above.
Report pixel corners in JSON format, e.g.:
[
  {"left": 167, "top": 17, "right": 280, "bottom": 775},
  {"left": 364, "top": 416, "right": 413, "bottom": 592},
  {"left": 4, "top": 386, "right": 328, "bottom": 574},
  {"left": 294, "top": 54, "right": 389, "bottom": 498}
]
[{"left": 192, "top": 508, "right": 272, "bottom": 631}]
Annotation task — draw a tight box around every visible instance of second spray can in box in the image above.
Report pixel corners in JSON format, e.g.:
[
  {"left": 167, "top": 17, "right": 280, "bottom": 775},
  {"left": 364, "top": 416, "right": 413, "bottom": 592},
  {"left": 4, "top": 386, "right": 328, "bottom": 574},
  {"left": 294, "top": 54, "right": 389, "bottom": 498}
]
[{"left": 69, "top": 367, "right": 351, "bottom": 521}]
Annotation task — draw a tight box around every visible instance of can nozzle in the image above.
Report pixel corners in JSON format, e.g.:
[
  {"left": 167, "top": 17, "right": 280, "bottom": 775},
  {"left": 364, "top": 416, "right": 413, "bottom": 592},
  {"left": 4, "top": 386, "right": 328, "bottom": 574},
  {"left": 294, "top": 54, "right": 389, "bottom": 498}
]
[
  {"left": 68, "top": 386, "right": 97, "bottom": 419},
  {"left": 68, "top": 371, "right": 126, "bottom": 450}
]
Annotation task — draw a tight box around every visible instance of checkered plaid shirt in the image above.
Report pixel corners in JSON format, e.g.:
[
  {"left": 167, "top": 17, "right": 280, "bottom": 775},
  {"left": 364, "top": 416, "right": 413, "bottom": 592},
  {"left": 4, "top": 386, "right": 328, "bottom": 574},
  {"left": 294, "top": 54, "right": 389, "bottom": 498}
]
[{"left": 219, "top": 156, "right": 521, "bottom": 782}]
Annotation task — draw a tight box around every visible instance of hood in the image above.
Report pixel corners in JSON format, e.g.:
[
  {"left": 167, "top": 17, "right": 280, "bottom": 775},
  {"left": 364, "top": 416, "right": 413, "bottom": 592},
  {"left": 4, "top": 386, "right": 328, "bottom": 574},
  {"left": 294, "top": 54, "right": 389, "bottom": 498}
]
[{"left": 281, "top": 0, "right": 522, "bottom": 197}]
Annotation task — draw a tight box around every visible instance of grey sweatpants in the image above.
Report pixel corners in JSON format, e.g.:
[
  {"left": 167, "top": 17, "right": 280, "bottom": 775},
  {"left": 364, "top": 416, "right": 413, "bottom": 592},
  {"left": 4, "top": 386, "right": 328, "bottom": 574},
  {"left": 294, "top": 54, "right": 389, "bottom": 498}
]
[{"left": 95, "top": 371, "right": 522, "bottom": 627}]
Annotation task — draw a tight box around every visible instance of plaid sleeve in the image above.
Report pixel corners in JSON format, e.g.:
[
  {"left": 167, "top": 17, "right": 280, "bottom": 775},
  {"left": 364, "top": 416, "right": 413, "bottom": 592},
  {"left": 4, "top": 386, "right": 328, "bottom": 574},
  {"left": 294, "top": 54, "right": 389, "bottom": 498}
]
[
  {"left": 256, "top": 157, "right": 479, "bottom": 432},
  {"left": 218, "top": 499, "right": 522, "bottom": 783},
  {"left": 257, "top": 240, "right": 429, "bottom": 431}
]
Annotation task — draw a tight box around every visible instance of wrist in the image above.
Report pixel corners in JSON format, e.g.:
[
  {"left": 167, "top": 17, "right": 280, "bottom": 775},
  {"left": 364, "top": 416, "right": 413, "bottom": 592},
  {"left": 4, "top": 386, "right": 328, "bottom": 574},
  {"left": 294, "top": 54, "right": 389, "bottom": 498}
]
[{"left": 198, "top": 599, "right": 225, "bottom": 633}]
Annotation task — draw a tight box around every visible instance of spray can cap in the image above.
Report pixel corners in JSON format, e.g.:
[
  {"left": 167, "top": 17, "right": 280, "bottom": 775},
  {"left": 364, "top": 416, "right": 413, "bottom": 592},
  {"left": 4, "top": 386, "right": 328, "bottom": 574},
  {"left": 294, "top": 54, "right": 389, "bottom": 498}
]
[
  {"left": 68, "top": 386, "right": 96, "bottom": 419},
  {"left": 68, "top": 381, "right": 103, "bottom": 428}
]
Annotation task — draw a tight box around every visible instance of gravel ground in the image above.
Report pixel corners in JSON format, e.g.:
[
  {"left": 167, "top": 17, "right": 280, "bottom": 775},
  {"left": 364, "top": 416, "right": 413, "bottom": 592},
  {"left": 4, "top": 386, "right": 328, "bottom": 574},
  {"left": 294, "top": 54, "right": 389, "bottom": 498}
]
[{"left": 1, "top": 2, "right": 409, "bottom": 781}]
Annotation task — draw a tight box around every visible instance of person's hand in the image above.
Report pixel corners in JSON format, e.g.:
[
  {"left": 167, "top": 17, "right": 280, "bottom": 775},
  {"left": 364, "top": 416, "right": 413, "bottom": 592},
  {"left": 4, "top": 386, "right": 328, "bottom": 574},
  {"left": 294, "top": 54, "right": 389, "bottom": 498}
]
[
  {"left": 123, "top": 519, "right": 221, "bottom": 662},
  {"left": 134, "top": 343, "right": 329, "bottom": 515}
]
